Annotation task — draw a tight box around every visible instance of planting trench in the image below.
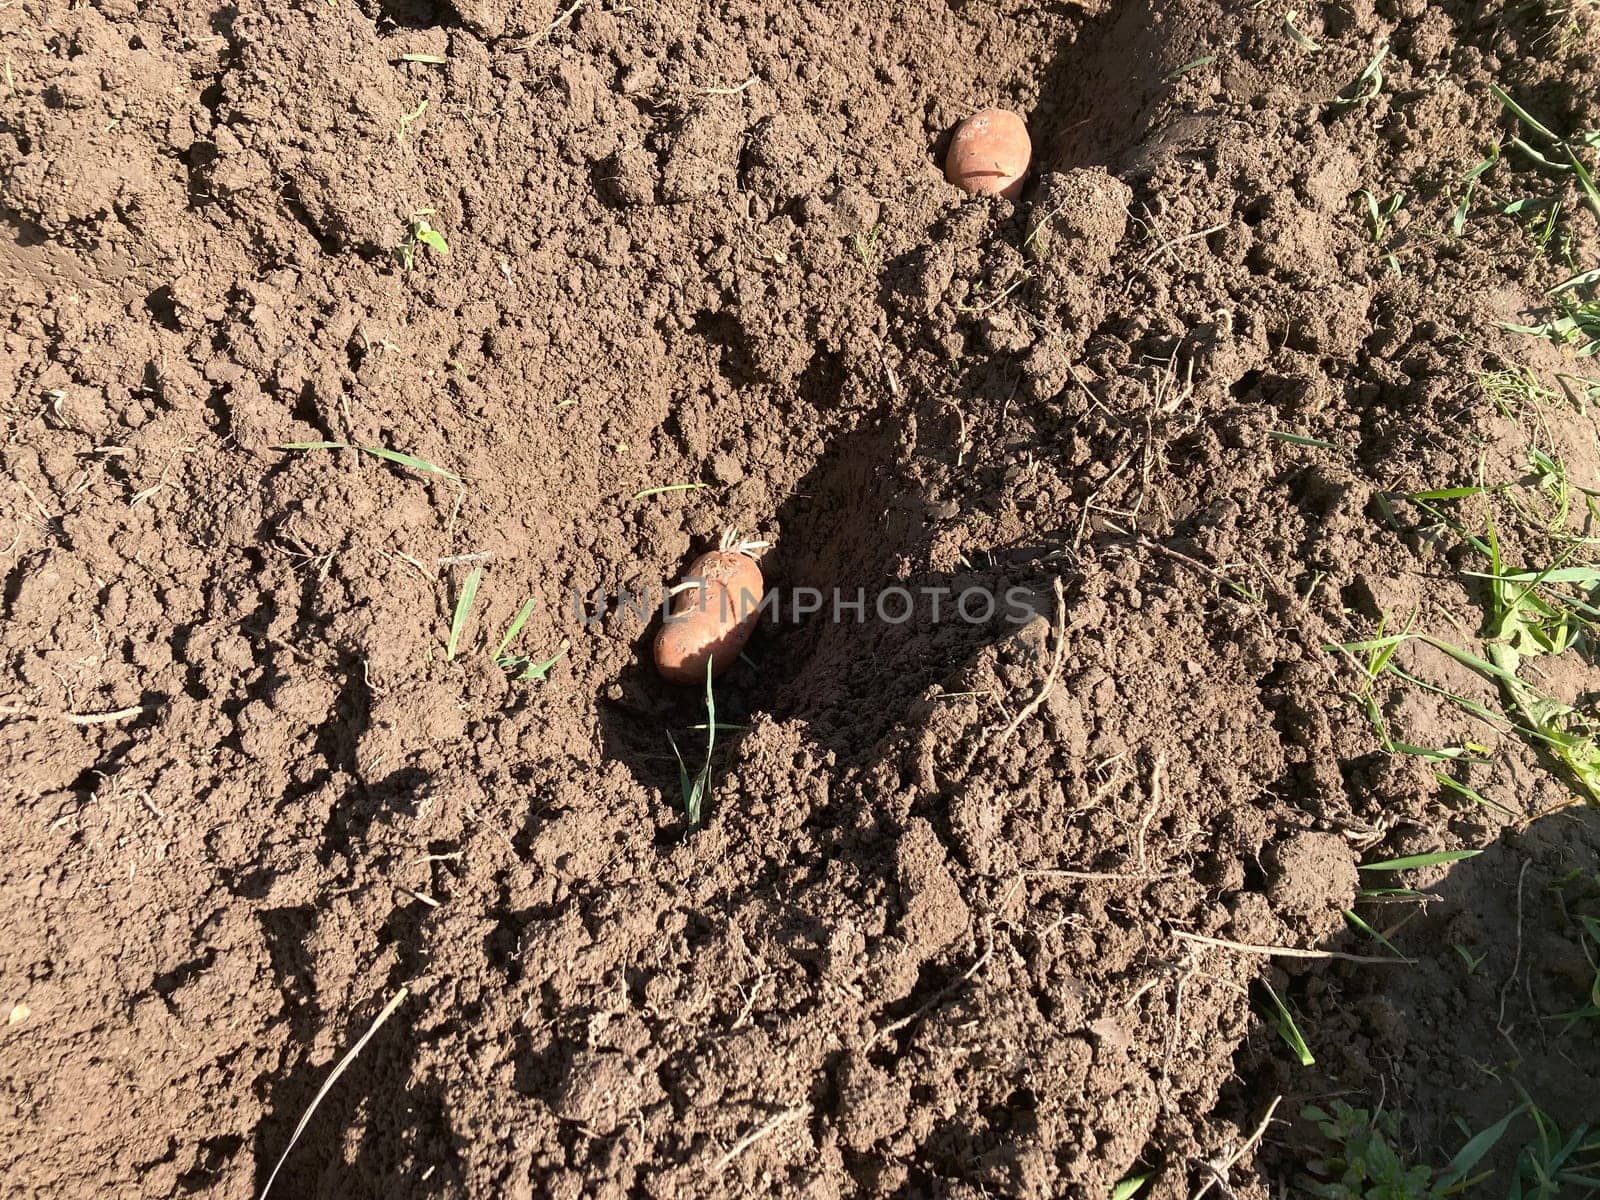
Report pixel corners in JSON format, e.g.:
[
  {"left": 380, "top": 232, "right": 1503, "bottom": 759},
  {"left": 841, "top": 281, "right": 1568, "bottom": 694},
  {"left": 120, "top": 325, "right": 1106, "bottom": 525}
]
[{"left": 3, "top": 0, "right": 1600, "bottom": 1196}]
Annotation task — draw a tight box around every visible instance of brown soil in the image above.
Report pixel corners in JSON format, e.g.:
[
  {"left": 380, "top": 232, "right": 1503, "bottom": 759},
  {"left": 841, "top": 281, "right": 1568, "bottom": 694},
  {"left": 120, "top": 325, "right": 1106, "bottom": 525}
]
[{"left": 3, "top": 0, "right": 1598, "bottom": 1196}]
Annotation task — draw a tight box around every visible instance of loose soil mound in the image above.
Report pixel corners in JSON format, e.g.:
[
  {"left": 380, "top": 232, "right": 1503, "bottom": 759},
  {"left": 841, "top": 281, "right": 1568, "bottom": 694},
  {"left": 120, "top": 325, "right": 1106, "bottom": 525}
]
[{"left": 3, "top": 0, "right": 1598, "bottom": 1196}]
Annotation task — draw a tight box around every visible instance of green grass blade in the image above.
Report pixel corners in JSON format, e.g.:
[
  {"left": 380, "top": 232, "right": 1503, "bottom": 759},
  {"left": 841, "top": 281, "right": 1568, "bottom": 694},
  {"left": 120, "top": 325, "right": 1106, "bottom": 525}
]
[
  {"left": 1360, "top": 849, "right": 1480, "bottom": 871},
  {"left": 518, "top": 647, "right": 566, "bottom": 681},
  {"left": 1262, "top": 981, "right": 1314, "bottom": 1066},
  {"left": 446, "top": 566, "right": 483, "bottom": 660},
  {"left": 1434, "top": 772, "right": 1518, "bottom": 818},
  {"left": 1466, "top": 566, "right": 1600, "bottom": 585},
  {"left": 1164, "top": 55, "right": 1215, "bottom": 80},
  {"left": 1343, "top": 908, "right": 1408, "bottom": 959},
  {"left": 1568, "top": 149, "right": 1600, "bottom": 223},
  {"left": 1283, "top": 11, "right": 1320, "bottom": 51},
  {"left": 1406, "top": 485, "right": 1488, "bottom": 500},
  {"left": 1508, "top": 137, "right": 1572, "bottom": 171},
  {"left": 1436, "top": 1106, "right": 1524, "bottom": 1191},
  {"left": 667, "top": 730, "right": 692, "bottom": 814},
  {"left": 493, "top": 598, "right": 537, "bottom": 660},
  {"left": 1328, "top": 43, "right": 1387, "bottom": 111},
  {"left": 1550, "top": 267, "right": 1600, "bottom": 296},
  {"left": 1491, "top": 84, "right": 1560, "bottom": 142},
  {"left": 703, "top": 658, "right": 717, "bottom": 772},
  {"left": 1111, "top": 1175, "right": 1150, "bottom": 1200},
  {"left": 357, "top": 445, "right": 462, "bottom": 483}
]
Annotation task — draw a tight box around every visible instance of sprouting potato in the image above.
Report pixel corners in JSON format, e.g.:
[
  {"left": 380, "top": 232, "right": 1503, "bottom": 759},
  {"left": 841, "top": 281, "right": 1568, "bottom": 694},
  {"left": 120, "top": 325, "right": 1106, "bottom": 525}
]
[
  {"left": 654, "top": 530, "right": 767, "bottom": 684},
  {"left": 944, "top": 107, "right": 1032, "bottom": 201}
]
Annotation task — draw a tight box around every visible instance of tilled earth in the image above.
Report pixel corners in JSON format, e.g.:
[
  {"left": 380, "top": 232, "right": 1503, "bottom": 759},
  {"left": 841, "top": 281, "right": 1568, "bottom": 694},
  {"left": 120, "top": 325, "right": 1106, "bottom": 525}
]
[{"left": 3, "top": 0, "right": 1599, "bottom": 1196}]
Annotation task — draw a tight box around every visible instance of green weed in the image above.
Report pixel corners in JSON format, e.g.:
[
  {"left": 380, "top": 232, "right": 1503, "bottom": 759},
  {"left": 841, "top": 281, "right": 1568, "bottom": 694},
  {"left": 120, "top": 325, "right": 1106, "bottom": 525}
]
[
  {"left": 1262, "top": 980, "right": 1314, "bottom": 1066},
  {"left": 446, "top": 566, "right": 482, "bottom": 659},
  {"left": 493, "top": 597, "right": 567, "bottom": 681},
  {"left": 667, "top": 661, "right": 717, "bottom": 826},
  {"left": 851, "top": 222, "right": 884, "bottom": 268},
  {"left": 1300, "top": 1102, "right": 1436, "bottom": 1198},
  {"left": 399, "top": 208, "right": 450, "bottom": 269},
  {"left": 1328, "top": 44, "right": 1389, "bottom": 112},
  {"left": 273, "top": 441, "right": 463, "bottom": 484},
  {"left": 1300, "top": 1100, "right": 1513, "bottom": 1198},
  {"left": 1284, "top": 10, "right": 1321, "bottom": 52}
]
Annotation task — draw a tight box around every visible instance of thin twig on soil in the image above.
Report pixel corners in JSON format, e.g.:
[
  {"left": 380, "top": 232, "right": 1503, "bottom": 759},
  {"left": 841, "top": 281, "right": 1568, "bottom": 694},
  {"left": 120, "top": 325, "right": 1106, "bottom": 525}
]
[
  {"left": 698, "top": 75, "right": 756, "bottom": 95},
  {"left": 1190, "top": 1094, "right": 1282, "bottom": 1200},
  {"left": 1193, "top": 1160, "right": 1240, "bottom": 1200},
  {"left": 258, "top": 985, "right": 410, "bottom": 1200},
  {"left": 1139, "top": 222, "right": 1227, "bottom": 269},
  {"left": 534, "top": 0, "right": 583, "bottom": 40},
  {"left": 0, "top": 703, "right": 148, "bottom": 725},
  {"left": 1159, "top": 961, "right": 1197, "bottom": 1114},
  {"left": 1135, "top": 754, "right": 1165, "bottom": 874},
  {"left": 1129, "top": 532, "right": 1255, "bottom": 598},
  {"left": 1496, "top": 857, "right": 1531, "bottom": 1053},
  {"left": 871, "top": 926, "right": 995, "bottom": 1045},
  {"left": 1172, "top": 929, "right": 1412, "bottom": 965},
  {"left": 1196, "top": 1100, "right": 1280, "bottom": 1200},
  {"left": 1029, "top": 867, "right": 1179, "bottom": 883},
  {"left": 993, "top": 577, "right": 1067, "bottom": 744},
  {"left": 712, "top": 1105, "right": 808, "bottom": 1172}
]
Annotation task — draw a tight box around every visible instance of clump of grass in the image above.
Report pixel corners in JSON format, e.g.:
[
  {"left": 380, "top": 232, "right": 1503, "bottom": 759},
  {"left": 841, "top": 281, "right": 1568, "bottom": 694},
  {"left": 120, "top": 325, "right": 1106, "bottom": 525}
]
[
  {"left": 1505, "top": 1095, "right": 1600, "bottom": 1195},
  {"left": 492, "top": 597, "right": 567, "bottom": 680},
  {"left": 1503, "top": 296, "right": 1600, "bottom": 359},
  {"left": 1355, "top": 187, "right": 1406, "bottom": 272},
  {"left": 1299, "top": 1100, "right": 1513, "bottom": 1198},
  {"left": 1484, "top": 82, "right": 1600, "bottom": 254},
  {"left": 444, "top": 578, "right": 564, "bottom": 679},
  {"left": 1346, "top": 428, "right": 1600, "bottom": 810},
  {"left": 1481, "top": 365, "right": 1560, "bottom": 418}
]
